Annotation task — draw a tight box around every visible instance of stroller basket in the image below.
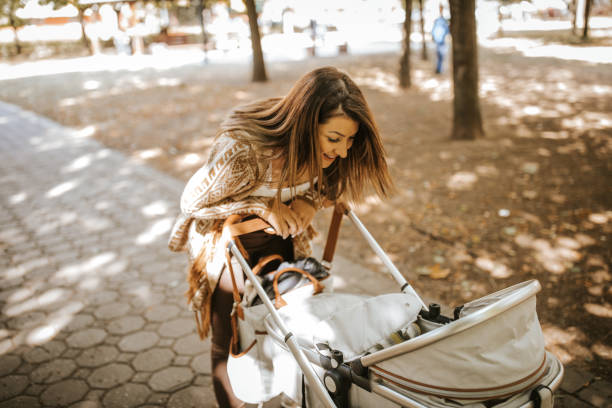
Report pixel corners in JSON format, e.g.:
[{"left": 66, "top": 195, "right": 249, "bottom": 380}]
[{"left": 226, "top": 204, "right": 564, "bottom": 408}]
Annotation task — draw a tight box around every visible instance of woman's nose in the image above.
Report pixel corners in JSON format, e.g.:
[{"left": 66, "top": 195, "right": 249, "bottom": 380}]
[{"left": 337, "top": 141, "right": 349, "bottom": 158}]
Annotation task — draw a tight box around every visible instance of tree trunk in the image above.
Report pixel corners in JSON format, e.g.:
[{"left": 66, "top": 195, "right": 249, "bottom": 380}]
[
  {"left": 244, "top": 0, "right": 267, "bottom": 82},
  {"left": 196, "top": 0, "right": 208, "bottom": 63},
  {"left": 419, "top": 0, "right": 427, "bottom": 60},
  {"left": 77, "top": 8, "right": 92, "bottom": 55},
  {"left": 8, "top": 14, "right": 21, "bottom": 55},
  {"left": 571, "top": 0, "right": 578, "bottom": 35},
  {"left": 449, "top": 0, "right": 484, "bottom": 140},
  {"left": 399, "top": 0, "right": 412, "bottom": 88},
  {"left": 582, "top": 0, "right": 592, "bottom": 39}
]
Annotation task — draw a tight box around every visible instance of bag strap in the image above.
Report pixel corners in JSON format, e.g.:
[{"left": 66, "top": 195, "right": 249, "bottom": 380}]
[
  {"left": 272, "top": 267, "right": 324, "bottom": 309},
  {"left": 226, "top": 217, "right": 271, "bottom": 237},
  {"left": 252, "top": 254, "right": 284, "bottom": 276},
  {"left": 322, "top": 202, "right": 348, "bottom": 266}
]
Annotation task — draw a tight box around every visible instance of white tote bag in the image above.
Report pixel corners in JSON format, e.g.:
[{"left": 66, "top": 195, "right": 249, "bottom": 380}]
[{"left": 227, "top": 265, "right": 332, "bottom": 403}]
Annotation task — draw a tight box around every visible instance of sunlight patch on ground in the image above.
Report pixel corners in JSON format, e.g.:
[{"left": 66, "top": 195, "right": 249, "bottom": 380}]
[
  {"left": 9, "top": 191, "right": 27, "bottom": 205},
  {"left": 588, "top": 213, "right": 609, "bottom": 225},
  {"left": 136, "top": 147, "right": 164, "bottom": 160},
  {"left": 141, "top": 200, "right": 170, "bottom": 217},
  {"left": 55, "top": 252, "right": 116, "bottom": 283},
  {"left": 415, "top": 74, "right": 452, "bottom": 101},
  {"left": 135, "top": 217, "right": 173, "bottom": 245},
  {"left": 591, "top": 342, "right": 612, "bottom": 360},
  {"left": 515, "top": 234, "right": 585, "bottom": 275},
  {"left": 45, "top": 180, "right": 79, "bottom": 198},
  {"left": 522, "top": 45, "right": 612, "bottom": 64},
  {"left": 83, "top": 80, "right": 101, "bottom": 90},
  {"left": 177, "top": 152, "right": 204, "bottom": 169},
  {"left": 474, "top": 257, "right": 513, "bottom": 279},
  {"left": 542, "top": 324, "right": 592, "bottom": 365},
  {"left": 72, "top": 125, "right": 96, "bottom": 139},
  {"left": 353, "top": 68, "right": 400, "bottom": 96},
  {"left": 157, "top": 77, "right": 182, "bottom": 87},
  {"left": 62, "top": 154, "right": 93, "bottom": 173},
  {"left": 584, "top": 303, "right": 612, "bottom": 318},
  {"left": 446, "top": 171, "right": 478, "bottom": 191}
]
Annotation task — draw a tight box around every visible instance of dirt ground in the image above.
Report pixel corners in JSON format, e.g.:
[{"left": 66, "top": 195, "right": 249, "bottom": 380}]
[{"left": 1, "top": 28, "right": 611, "bottom": 379}]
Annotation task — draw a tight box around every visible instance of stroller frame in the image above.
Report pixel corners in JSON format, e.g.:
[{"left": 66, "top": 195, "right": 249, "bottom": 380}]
[{"left": 226, "top": 203, "right": 564, "bottom": 408}]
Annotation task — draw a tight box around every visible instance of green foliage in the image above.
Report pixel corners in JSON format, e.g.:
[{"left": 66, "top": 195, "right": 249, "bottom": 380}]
[
  {"left": 39, "top": 0, "right": 92, "bottom": 12},
  {"left": 0, "top": 0, "right": 26, "bottom": 28}
]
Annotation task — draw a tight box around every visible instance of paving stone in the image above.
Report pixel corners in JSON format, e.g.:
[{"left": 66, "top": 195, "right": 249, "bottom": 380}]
[
  {"left": 24, "top": 383, "right": 45, "bottom": 396},
  {"left": 0, "top": 339, "right": 14, "bottom": 355},
  {"left": 74, "top": 368, "right": 92, "bottom": 379},
  {"left": 107, "top": 316, "right": 145, "bottom": 335},
  {"left": 147, "top": 393, "right": 169, "bottom": 405},
  {"left": 132, "top": 372, "right": 152, "bottom": 383},
  {"left": 0, "top": 355, "right": 21, "bottom": 376},
  {"left": 116, "top": 352, "right": 135, "bottom": 363},
  {"left": 66, "top": 328, "right": 107, "bottom": 348},
  {"left": 87, "top": 363, "right": 134, "bottom": 389},
  {"left": 76, "top": 345, "right": 119, "bottom": 368},
  {"left": 31, "top": 358, "right": 77, "bottom": 384},
  {"left": 159, "top": 338, "right": 174, "bottom": 347},
  {"left": 158, "top": 318, "right": 194, "bottom": 339},
  {"left": 555, "top": 392, "right": 594, "bottom": 408},
  {"left": 173, "top": 334, "right": 209, "bottom": 356},
  {"left": 130, "top": 292, "right": 167, "bottom": 309},
  {"left": 167, "top": 386, "right": 216, "bottom": 408},
  {"left": 63, "top": 348, "right": 81, "bottom": 358},
  {"left": 88, "top": 291, "right": 118, "bottom": 306},
  {"left": 94, "top": 302, "right": 131, "bottom": 320},
  {"left": 69, "top": 401, "right": 103, "bottom": 408},
  {"left": 104, "top": 335, "right": 120, "bottom": 345},
  {"left": 118, "top": 331, "right": 159, "bottom": 352},
  {"left": 15, "top": 362, "right": 33, "bottom": 375},
  {"left": 64, "top": 314, "right": 95, "bottom": 332},
  {"left": 144, "top": 304, "right": 180, "bottom": 322},
  {"left": 193, "top": 375, "right": 211, "bottom": 386},
  {"left": 7, "top": 312, "right": 46, "bottom": 330},
  {"left": 0, "top": 396, "right": 41, "bottom": 408},
  {"left": 173, "top": 355, "right": 191, "bottom": 366},
  {"left": 40, "top": 379, "right": 88, "bottom": 406},
  {"left": 148, "top": 367, "right": 193, "bottom": 392},
  {"left": 578, "top": 380, "right": 612, "bottom": 408},
  {"left": 101, "top": 383, "right": 150, "bottom": 408},
  {"left": 560, "top": 367, "right": 595, "bottom": 393},
  {"left": 133, "top": 348, "right": 175, "bottom": 372},
  {"left": 191, "top": 354, "right": 212, "bottom": 375},
  {"left": 0, "top": 376, "right": 29, "bottom": 400},
  {"left": 84, "top": 389, "right": 105, "bottom": 402}
]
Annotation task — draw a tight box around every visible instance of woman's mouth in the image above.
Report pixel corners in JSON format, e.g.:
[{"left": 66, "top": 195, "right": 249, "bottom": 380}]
[{"left": 323, "top": 153, "right": 336, "bottom": 161}]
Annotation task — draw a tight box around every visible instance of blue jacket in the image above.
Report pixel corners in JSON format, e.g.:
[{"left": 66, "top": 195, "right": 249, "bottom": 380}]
[{"left": 432, "top": 17, "right": 449, "bottom": 45}]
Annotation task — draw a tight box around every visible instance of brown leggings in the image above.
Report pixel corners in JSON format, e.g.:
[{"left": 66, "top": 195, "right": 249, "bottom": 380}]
[{"left": 210, "top": 226, "right": 293, "bottom": 408}]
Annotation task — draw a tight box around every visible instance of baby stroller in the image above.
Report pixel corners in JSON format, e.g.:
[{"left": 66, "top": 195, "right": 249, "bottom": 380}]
[{"left": 223, "top": 203, "right": 564, "bottom": 408}]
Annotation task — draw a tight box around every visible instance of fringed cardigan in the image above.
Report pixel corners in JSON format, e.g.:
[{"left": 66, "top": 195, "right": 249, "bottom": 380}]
[{"left": 168, "top": 132, "right": 319, "bottom": 338}]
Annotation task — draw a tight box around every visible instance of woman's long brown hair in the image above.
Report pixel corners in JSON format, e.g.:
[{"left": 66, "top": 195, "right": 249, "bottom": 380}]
[{"left": 218, "top": 66, "right": 393, "bottom": 204}]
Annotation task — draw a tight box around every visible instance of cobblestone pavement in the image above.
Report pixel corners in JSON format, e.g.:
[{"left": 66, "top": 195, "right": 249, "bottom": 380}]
[{"left": 0, "top": 102, "right": 609, "bottom": 407}]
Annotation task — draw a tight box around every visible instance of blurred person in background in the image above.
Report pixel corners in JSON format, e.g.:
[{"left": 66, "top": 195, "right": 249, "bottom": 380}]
[{"left": 432, "top": 3, "right": 450, "bottom": 74}]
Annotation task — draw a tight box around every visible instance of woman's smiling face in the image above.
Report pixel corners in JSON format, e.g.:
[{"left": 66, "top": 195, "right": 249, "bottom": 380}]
[{"left": 318, "top": 115, "right": 359, "bottom": 168}]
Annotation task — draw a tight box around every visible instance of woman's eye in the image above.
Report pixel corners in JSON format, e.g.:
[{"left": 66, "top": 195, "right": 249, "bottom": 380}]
[{"left": 327, "top": 137, "right": 341, "bottom": 143}]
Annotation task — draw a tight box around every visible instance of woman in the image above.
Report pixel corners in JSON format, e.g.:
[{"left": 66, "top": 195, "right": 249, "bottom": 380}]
[{"left": 168, "top": 66, "right": 393, "bottom": 407}]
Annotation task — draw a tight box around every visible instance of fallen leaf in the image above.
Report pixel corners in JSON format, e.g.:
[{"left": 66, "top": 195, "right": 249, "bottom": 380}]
[{"left": 429, "top": 264, "right": 451, "bottom": 279}]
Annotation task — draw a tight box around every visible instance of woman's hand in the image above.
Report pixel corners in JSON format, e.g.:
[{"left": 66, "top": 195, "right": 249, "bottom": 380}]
[
  {"left": 263, "top": 203, "right": 301, "bottom": 239},
  {"left": 290, "top": 198, "right": 316, "bottom": 233}
]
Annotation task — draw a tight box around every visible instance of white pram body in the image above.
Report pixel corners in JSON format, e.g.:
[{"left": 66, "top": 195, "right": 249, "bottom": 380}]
[{"left": 225, "top": 205, "right": 564, "bottom": 408}]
